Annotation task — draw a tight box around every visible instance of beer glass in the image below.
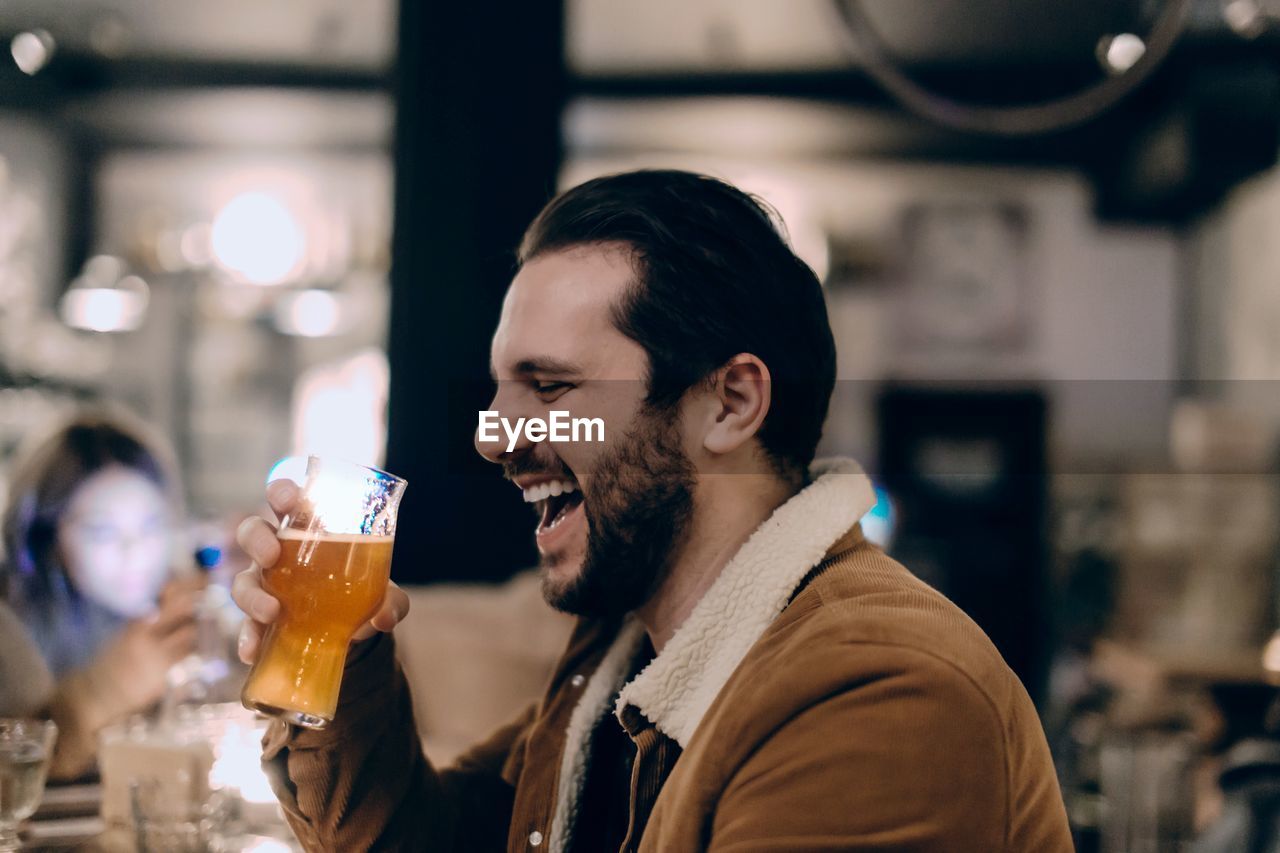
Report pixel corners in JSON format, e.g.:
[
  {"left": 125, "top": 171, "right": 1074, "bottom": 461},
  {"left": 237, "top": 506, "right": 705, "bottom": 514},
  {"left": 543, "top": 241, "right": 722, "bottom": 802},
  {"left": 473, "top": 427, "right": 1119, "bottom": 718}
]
[
  {"left": 0, "top": 718, "right": 57, "bottom": 853},
  {"left": 240, "top": 456, "right": 407, "bottom": 729}
]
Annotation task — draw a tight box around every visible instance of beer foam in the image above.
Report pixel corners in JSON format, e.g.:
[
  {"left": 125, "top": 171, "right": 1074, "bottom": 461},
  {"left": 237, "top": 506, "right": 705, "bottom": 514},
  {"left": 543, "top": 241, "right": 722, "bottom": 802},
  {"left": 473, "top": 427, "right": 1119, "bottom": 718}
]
[{"left": 277, "top": 528, "right": 394, "bottom": 543}]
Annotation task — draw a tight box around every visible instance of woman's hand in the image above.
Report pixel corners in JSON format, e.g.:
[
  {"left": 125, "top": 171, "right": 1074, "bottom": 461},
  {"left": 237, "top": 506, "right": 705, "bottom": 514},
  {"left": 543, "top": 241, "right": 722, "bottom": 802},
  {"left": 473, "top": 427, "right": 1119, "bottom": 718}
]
[
  {"left": 86, "top": 578, "right": 200, "bottom": 717},
  {"left": 45, "top": 574, "right": 202, "bottom": 779}
]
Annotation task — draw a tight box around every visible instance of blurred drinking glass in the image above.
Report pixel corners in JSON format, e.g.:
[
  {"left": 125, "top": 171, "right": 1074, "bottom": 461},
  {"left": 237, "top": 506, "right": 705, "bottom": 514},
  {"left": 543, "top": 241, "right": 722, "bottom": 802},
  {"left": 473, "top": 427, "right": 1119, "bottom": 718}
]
[
  {"left": 129, "top": 777, "right": 235, "bottom": 853},
  {"left": 240, "top": 457, "right": 406, "bottom": 729},
  {"left": 0, "top": 719, "right": 57, "bottom": 852}
]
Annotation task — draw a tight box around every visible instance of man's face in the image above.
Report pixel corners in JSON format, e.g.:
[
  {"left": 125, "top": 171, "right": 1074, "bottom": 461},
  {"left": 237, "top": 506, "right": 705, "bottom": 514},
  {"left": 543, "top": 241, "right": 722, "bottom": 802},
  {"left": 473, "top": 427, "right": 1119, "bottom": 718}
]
[{"left": 476, "top": 244, "right": 696, "bottom": 617}]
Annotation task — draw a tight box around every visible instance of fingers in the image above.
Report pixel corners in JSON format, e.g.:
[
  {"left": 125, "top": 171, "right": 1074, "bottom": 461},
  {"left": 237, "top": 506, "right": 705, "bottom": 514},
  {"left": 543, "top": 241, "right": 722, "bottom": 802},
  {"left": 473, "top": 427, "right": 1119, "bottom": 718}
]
[
  {"left": 159, "top": 623, "right": 198, "bottom": 663},
  {"left": 148, "top": 590, "right": 198, "bottom": 636},
  {"left": 237, "top": 619, "right": 264, "bottom": 665},
  {"left": 353, "top": 582, "right": 410, "bottom": 642},
  {"left": 231, "top": 564, "right": 280, "bottom": 624},
  {"left": 160, "top": 574, "right": 203, "bottom": 607},
  {"left": 231, "top": 563, "right": 276, "bottom": 665},
  {"left": 160, "top": 574, "right": 207, "bottom": 607},
  {"left": 236, "top": 516, "right": 281, "bottom": 569},
  {"left": 266, "top": 479, "right": 300, "bottom": 524}
]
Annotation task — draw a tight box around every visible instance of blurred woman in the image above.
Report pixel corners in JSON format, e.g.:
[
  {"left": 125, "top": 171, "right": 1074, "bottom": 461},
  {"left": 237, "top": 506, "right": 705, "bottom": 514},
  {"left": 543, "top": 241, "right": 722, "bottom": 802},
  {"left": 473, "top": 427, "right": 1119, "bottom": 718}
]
[{"left": 1, "top": 409, "right": 201, "bottom": 778}]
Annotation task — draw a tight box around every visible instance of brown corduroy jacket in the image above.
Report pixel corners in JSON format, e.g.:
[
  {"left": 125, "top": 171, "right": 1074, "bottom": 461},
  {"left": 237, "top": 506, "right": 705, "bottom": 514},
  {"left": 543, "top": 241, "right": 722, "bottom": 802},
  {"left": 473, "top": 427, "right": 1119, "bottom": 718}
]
[{"left": 261, "top": 460, "right": 1072, "bottom": 852}]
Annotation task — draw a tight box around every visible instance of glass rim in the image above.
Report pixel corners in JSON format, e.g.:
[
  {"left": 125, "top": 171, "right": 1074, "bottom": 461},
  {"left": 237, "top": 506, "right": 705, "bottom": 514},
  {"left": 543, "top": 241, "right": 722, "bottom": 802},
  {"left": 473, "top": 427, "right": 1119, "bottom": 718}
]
[
  {"left": 267, "top": 454, "right": 407, "bottom": 488},
  {"left": 0, "top": 717, "right": 57, "bottom": 728},
  {"left": 0, "top": 717, "right": 57, "bottom": 741}
]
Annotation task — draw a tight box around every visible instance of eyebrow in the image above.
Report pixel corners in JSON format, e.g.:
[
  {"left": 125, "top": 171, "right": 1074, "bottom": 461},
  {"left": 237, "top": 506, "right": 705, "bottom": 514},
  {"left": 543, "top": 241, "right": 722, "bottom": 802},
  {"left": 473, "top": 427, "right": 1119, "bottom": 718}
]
[{"left": 490, "top": 357, "right": 585, "bottom": 382}]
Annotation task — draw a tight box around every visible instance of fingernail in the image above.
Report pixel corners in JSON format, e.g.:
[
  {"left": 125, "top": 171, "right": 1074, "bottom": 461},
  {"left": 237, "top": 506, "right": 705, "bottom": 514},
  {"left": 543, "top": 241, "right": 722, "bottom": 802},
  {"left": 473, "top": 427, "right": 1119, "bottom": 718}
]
[{"left": 276, "top": 482, "right": 298, "bottom": 501}]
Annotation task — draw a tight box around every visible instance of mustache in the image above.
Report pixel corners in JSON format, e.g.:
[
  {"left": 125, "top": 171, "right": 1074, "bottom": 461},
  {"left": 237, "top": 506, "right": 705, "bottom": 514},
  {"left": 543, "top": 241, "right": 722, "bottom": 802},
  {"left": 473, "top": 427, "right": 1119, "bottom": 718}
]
[{"left": 502, "top": 453, "right": 574, "bottom": 484}]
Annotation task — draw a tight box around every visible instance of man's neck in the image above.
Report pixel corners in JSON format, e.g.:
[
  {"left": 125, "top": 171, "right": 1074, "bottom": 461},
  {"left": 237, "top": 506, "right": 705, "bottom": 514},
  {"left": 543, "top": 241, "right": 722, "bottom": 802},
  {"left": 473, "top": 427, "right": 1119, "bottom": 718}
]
[{"left": 635, "top": 472, "right": 797, "bottom": 653}]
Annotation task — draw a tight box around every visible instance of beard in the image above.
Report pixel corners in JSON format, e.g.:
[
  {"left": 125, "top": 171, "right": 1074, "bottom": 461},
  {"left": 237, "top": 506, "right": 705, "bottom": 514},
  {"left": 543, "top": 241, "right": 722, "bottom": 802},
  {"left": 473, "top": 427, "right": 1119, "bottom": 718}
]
[{"left": 542, "top": 404, "right": 696, "bottom": 619}]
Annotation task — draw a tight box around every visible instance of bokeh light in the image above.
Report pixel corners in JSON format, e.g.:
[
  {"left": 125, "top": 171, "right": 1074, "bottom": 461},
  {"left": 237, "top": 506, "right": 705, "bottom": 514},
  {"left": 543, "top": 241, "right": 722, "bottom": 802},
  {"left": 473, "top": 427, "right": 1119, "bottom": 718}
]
[
  {"left": 10, "top": 30, "right": 54, "bottom": 76},
  {"left": 210, "top": 191, "right": 306, "bottom": 285}
]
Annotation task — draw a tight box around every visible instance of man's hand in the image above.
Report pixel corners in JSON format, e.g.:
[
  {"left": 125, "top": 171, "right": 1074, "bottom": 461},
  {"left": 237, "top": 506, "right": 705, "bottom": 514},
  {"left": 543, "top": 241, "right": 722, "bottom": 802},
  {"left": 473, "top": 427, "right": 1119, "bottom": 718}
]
[{"left": 232, "top": 479, "right": 410, "bottom": 664}]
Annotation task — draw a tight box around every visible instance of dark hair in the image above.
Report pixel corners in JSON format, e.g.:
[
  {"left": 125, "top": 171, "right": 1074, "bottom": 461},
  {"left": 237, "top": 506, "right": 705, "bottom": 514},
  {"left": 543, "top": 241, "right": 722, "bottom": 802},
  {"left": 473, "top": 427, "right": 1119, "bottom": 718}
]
[
  {"left": 518, "top": 169, "right": 836, "bottom": 480},
  {"left": 2, "top": 409, "right": 177, "bottom": 609}
]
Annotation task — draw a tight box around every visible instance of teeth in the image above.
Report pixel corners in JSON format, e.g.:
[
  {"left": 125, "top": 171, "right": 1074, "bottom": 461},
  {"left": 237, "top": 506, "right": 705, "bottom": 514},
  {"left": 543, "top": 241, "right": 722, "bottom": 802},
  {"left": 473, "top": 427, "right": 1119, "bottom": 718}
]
[{"left": 521, "top": 479, "right": 577, "bottom": 503}]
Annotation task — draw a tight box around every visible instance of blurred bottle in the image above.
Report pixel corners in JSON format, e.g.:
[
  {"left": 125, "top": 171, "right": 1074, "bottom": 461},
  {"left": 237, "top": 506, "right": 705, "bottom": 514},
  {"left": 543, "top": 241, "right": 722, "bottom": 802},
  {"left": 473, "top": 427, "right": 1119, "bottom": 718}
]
[{"left": 163, "top": 546, "right": 247, "bottom": 713}]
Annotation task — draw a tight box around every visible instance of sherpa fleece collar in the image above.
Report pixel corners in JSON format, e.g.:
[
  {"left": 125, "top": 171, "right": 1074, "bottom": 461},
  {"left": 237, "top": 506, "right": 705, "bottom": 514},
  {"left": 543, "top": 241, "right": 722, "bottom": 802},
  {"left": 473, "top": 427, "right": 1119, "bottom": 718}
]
[
  {"left": 547, "top": 457, "right": 877, "bottom": 852},
  {"left": 613, "top": 456, "right": 877, "bottom": 746}
]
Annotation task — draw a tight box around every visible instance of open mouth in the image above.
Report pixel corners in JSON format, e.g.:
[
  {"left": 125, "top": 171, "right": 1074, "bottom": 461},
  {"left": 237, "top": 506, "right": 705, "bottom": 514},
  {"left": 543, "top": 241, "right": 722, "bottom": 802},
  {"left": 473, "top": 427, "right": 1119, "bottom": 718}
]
[
  {"left": 542, "top": 488, "right": 584, "bottom": 533},
  {"left": 522, "top": 478, "right": 585, "bottom": 534}
]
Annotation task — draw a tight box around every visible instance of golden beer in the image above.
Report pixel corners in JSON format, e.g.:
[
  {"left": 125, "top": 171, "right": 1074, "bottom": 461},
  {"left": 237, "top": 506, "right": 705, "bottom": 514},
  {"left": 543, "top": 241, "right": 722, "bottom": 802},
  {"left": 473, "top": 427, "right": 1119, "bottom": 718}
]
[{"left": 241, "top": 530, "right": 395, "bottom": 727}]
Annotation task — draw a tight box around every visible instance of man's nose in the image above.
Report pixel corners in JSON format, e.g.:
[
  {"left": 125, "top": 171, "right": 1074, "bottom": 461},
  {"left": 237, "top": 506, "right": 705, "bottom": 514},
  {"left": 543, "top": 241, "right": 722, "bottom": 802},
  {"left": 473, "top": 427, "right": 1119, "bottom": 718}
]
[{"left": 474, "top": 386, "right": 537, "bottom": 464}]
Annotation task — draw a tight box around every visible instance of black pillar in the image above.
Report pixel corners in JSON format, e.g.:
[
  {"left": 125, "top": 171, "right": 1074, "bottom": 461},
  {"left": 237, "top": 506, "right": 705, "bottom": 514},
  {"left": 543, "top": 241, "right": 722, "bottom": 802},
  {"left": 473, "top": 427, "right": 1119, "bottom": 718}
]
[
  {"left": 386, "top": 0, "right": 564, "bottom": 584},
  {"left": 877, "top": 386, "right": 1051, "bottom": 705}
]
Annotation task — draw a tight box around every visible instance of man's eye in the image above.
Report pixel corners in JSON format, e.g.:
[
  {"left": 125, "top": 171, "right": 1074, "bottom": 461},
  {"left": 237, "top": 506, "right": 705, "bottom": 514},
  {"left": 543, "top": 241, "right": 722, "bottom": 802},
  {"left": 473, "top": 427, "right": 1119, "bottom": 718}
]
[{"left": 534, "top": 381, "right": 572, "bottom": 398}]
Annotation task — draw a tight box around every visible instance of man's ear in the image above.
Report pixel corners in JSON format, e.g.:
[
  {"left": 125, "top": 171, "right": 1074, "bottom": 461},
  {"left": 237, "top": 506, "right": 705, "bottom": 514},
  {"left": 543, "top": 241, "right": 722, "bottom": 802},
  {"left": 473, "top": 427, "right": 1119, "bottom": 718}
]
[{"left": 702, "top": 354, "right": 771, "bottom": 456}]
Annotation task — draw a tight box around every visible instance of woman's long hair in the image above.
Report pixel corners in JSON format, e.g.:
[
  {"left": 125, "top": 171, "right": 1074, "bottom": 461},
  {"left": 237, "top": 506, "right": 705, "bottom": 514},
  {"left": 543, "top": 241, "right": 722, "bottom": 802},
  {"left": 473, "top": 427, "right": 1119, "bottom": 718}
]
[{"left": 1, "top": 407, "right": 181, "bottom": 620}]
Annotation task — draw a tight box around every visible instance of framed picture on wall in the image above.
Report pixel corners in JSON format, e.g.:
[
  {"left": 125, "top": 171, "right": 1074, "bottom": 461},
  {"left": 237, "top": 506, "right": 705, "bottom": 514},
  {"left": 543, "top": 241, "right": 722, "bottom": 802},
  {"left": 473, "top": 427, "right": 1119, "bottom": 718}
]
[{"left": 896, "top": 201, "right": 1031, "bottom": 356}]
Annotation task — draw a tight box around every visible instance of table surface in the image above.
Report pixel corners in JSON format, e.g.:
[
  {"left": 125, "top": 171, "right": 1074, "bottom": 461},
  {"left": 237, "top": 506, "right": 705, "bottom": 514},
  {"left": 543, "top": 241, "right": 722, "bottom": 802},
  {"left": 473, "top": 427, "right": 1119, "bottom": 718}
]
[
  {"left": 21, "top": 783, "right": 301, "bottom": 852},
  {"left": 22, "top": 783, "right": 105, "bottom": 851}
]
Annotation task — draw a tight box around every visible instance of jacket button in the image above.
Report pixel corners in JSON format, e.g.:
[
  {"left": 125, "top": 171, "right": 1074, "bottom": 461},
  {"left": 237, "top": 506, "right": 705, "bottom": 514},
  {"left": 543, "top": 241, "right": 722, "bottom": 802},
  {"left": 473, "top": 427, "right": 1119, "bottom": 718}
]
[
  {"left": 570, "top": 674, "right": 585, "bottom": 688},
  {"left": 529, "top": 830, "right": 544, "bottom": 847}
]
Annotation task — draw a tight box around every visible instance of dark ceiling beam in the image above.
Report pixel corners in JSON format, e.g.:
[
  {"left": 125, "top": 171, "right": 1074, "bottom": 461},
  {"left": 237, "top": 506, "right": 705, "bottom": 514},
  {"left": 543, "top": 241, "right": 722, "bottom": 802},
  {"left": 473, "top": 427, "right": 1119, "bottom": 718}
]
[
  {"left": 569, "top": 61, "right": 1105, "bottom": 105},
  {"left": 568, "top": 38, "right": 1280, "bottom": 103},
  {"left": 0, "top": 49, "right": 389, "bottom": 99}
]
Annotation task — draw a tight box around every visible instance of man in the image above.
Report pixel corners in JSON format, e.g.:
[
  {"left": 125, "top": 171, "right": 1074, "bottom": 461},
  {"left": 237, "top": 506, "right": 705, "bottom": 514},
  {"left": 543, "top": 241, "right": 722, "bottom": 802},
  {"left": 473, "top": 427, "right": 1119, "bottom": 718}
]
[{"left": 233, "top": 170, "right": 1072, "bottom": 851}]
